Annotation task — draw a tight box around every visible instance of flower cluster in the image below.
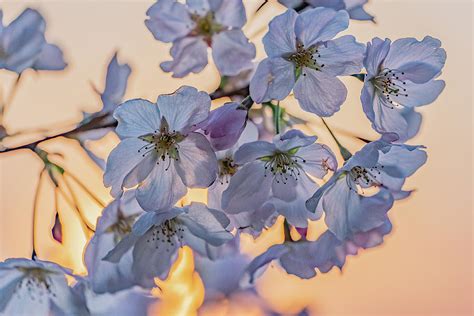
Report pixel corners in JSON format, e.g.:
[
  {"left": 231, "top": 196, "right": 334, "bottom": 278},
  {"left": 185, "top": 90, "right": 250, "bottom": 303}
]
[{"left": 0, "top": 1, "right": 447, "bottom": 314}]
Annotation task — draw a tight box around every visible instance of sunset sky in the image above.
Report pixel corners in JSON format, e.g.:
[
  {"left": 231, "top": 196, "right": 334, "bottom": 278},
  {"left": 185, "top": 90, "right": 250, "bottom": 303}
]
[{"left": 0, "top": 1, "right": 472, "bottom": 315}]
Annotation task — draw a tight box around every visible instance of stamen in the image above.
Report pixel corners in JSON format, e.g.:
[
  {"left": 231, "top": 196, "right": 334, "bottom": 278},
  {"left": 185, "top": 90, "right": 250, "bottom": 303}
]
[{"left": 372, "top": 68, "right": 409, "bottom": 109}]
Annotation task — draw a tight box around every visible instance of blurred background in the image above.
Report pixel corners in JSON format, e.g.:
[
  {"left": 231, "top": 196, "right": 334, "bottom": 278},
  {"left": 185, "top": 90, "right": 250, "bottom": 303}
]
[{"left": 0, "top": 0, "right": 472, "bottom": 315}]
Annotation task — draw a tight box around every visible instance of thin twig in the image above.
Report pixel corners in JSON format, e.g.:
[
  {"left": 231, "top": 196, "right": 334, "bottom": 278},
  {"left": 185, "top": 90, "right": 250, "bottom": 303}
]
[
  {"left": 1, "top": 73, "right": 22, "bottom": 119},
  {"left": 0, "top": 114, "right": 116, "bottom": 154},
  {"left": 31, "top": 169, "right": 46, "bottom": 260},
  {"left": 56, "top": 183, "right": 95, "bottom": 232},
  {"left": 64, "top": 172, "right": 106, "bottom": 208}
]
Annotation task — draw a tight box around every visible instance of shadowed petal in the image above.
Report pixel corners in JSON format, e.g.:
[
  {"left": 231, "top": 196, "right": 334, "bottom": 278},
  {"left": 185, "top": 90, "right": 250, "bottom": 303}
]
[
  {"left": 136, "top": 162, "right": 187, "bottom": 211},
  {"left": 294, "top": 68, "right": 347, "bottom": 116},
  {"left": 174, "top": 132, "right": 218, "bottom": 187},
  {"left": 160, "top": 37, "right": 208, "bottom": 78},
  {"left": 212, "top": 30, "right": 255, "bottom": 76},
  {"left": 249, "top": 57, "right": 296, "bottom": 103}
]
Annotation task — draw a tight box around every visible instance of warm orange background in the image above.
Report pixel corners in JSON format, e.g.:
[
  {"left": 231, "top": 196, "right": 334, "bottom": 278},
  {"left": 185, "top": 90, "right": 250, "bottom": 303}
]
[{"left": 0, "top": 1, "right": 472, "bottom": 315}]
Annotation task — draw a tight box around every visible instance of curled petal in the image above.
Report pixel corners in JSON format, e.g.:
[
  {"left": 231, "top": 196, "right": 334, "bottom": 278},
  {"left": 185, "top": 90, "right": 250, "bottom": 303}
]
[{"left": 160, "top": 37, "right": 208, "bottom": 78}]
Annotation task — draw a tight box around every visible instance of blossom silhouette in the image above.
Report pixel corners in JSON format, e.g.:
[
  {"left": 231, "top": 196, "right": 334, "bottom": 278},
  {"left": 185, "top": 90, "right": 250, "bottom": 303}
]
[
  {"left": 243, "top": 241, "right": 321, "bottom": 281},
  {"left": 104, "top": 86, "right": 218, "bottom": 211},
  {"left": 0, "top": 9, "right": 66, "bottom": 73},
  {"left": 361, "top": 36, "right": 446, "bottom": 141},
  {"left": 250, "top": 8, "right": 365, "bottom": 116},
  {"left": 145, "top": 0, "right": 255, "bottom": 77}
]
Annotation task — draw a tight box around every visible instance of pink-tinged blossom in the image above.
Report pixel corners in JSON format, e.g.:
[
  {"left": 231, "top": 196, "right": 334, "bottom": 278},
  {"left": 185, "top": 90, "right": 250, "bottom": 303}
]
[
  {"left": 222, "top": 129, "right": 337, "bottom": 227},
  {"left": 104, "top": 203, "right": 232, "bottom": 288},
  {"left": 249, "top": 8, "right": 365, "bottom": 117},
  {"left": 103, "top": 86, "right": 218, "bottom": 211},
  {"left": 361, "top": 37, "right": 446, "bottom": 141},
  {"left": 0, "top": 9, "right": 66, "bottom": 73},
  {"left": 200, "top": 101, "right": 249, "bottom": 151},
  {"left": 145, "top": 0, "right": 255, "bottom": 77},
  {"left": 306, "top": 140, "right": 427, "bottom": 240}
]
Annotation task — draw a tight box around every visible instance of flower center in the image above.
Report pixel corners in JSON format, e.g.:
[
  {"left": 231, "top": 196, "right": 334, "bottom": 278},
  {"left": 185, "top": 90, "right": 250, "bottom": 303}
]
[
  {"left": 106, "top": 211, "right": 138, "bottom": 243},
  {"left": 138, "top": 118, "right": 185, "bottom": 170},
  {"left": 15, "top": 267, "right": 56, "bottom": 300},
  {"left": 146, "top": 219, "right": 185, "bottom": 251},
  {"left": 372, "top": 68, "right": 409, "bottom": 109},
  {"left": 218, "top": 157, "right": 238, "bottom": 184},
  {"left": 285, "top": 42, "right": 324, "bottom": 75},
  {"left": 261, "top": 150, "right": 306, "bottom": 184},
  {"left": 190, "top": 12, "right": 224, "bottom": 45},
  {"left": 348, "top": 165, "right": 384, "bottom": 189}
]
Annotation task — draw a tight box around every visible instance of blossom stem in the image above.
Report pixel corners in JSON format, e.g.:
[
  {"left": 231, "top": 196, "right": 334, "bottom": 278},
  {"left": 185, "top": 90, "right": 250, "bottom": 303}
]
[
  {"left": 64, "top": 172, "right": 107, "bottom": 208},
  {"left": 321, "top": 118, "right": 352, "bottom": 161},
  {"left": 31, "top": 169, "right": 45, "bottom": 260},
  {"left": 0, "top": 73, "right": 22, "bottom": 120},
  {"left": 274, "top": 101, "right": 281, "bottom": 134}
]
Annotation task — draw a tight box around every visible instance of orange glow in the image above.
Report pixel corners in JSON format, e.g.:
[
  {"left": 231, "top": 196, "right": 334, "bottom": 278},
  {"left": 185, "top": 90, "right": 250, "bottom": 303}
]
[
  {"left": 151, "top": 247, "right": 205, "bottom": 316},
  {"left": 0, "top": 1, "right": 472, "bottom": 315}
]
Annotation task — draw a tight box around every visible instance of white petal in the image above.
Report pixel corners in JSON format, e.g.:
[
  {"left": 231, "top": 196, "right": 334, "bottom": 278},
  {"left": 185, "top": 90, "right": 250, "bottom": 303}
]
[
  {"left": 136, "top": 161, "right": 187, "bottom": 211},
  {"left": 174, "top": 132, "right": 218, "bottom": 188},
  {"left": 157, "top": 86, "right": 211, "bottom": 132},
  {"left": 114, "top": 99, "right": 161, "bottom": 139},
  {"left": 104, "top": 138, "right": 150, "bottom": 197}
]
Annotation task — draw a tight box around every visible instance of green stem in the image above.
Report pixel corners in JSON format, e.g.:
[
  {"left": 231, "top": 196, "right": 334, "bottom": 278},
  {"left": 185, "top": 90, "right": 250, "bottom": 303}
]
[
  {"left": 321, "top": 118, "right": 352, "bottom": 161},
  {"left": 274, "top": 101, "right": 281, "bottom": 134}
]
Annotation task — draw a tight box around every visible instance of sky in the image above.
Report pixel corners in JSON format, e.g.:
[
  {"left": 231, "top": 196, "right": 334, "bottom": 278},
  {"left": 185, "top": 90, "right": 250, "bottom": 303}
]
[{"left": 0, "top": 1, "right": 472, "bottom": 315}]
